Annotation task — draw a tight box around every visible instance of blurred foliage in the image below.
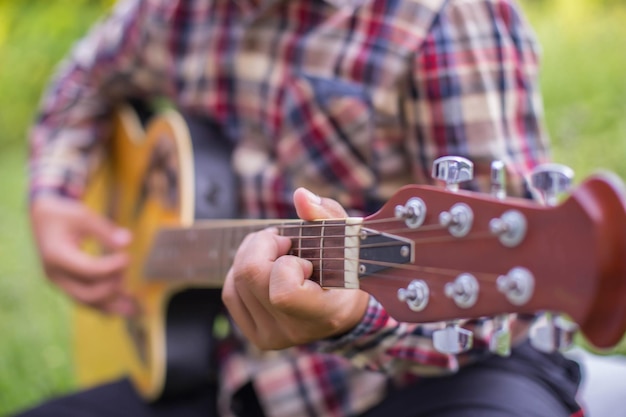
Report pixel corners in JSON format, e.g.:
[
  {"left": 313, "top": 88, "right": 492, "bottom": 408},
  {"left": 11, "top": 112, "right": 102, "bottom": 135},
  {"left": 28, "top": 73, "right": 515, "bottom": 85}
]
[
  {"left": 0, "top": 0, "right": 625, "bottom": 416},
  {"left": 523, "top": 0, "right": 626, "bottom": 181},
  {"left": 0, "top": 0, "right": 114, "bottom": 150},
  {"left": 0, "top": 2, "right": 113, "bottom": 416}
]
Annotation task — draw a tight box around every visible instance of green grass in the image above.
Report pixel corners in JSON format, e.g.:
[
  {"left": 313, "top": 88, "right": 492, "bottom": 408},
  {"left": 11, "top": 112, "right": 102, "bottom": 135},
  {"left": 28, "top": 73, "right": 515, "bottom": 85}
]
[
  {"left": 0, "top": 1, "right": 625, "bottom": 415},
  {"left": 525, "top": 1, "right": 626, "bottom": 181},
  {"left": 0, "top": 2, "right": 111, "bottom": 415},
  {"left": 0, "top": 147, "right": 75, "bottom": 415}
]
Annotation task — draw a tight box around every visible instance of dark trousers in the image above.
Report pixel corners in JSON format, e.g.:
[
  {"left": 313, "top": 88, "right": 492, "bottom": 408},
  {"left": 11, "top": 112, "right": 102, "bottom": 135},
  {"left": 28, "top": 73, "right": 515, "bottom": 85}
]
[{"left": 13, "top": 341, "right": 582, "bottom": 417}]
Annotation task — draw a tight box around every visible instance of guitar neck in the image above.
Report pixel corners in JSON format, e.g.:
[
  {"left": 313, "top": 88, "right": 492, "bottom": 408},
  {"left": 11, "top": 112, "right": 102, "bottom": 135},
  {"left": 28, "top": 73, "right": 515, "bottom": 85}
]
[{"left": 143, "top": 218, "right": 365, "bottom": 289}]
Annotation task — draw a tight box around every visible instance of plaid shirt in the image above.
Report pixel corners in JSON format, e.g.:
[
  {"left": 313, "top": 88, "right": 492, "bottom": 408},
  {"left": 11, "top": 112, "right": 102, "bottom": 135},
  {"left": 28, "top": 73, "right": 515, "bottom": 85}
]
[{"left": 30, "top": 0, "right": 581, "bottom": 416}]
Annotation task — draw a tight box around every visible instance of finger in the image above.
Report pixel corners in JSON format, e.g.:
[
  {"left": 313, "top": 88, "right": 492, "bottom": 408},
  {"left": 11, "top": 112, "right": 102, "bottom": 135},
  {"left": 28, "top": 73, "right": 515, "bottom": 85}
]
[
  {"left": 222, "top": 267, "right": 258, "bottom": 340},
  {"left": 223, "top": 229, "right": 292, "bottom": 346},
  {"left": 268, "top": 255, "right": 324, "bottom": 318},
  {"left": 234, "top": 230, "right": 291, "bottom": 311},
  {"left": 78, "top": 206, "right": 132, "bottom": 250},
  {"left": 31, "top": 196, "right": 131, "bottom": 251},
  {"left": 52, "top": 267, "right": 138, "bottom": 316},
  {"left": 47, "top": 245, "right": 129, "bottom": 283},
  {"left": 233, "top": 229, "right": 291, "bottom": 286},
  {"left": 269, "top": 255, "right": 369, "bottom": 338},
  {"left": 52, "top": 270, "right": 123, "bottom": 308},
  {"left": 293, "top": 187, "right": 347, "bottom": 221}
]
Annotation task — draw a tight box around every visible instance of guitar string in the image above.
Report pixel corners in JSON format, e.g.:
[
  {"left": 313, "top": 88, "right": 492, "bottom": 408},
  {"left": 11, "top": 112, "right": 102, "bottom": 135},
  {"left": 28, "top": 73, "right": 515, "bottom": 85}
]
[{"left": 153, "top": 219, "right": 517, "bottom": 284}]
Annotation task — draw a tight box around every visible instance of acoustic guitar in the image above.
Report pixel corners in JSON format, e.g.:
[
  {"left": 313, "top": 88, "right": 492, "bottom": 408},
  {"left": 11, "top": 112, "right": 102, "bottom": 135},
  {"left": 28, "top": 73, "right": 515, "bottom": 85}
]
[{"left": 76, "top": 104, "right": 626, "bottom": 402}]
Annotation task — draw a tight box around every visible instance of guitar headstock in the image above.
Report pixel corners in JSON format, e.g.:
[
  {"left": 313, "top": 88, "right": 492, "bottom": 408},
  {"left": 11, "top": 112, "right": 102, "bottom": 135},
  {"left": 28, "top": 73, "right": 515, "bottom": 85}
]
[{"left": 358, "top": 157, "right": 626, "bottom": 351}]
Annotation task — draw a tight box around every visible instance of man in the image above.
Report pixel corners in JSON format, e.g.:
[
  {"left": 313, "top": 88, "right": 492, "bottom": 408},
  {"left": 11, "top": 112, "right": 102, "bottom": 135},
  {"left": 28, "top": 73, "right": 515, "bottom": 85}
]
[{"left": 20, "top": 0, "right": 582, "bottom": 415}]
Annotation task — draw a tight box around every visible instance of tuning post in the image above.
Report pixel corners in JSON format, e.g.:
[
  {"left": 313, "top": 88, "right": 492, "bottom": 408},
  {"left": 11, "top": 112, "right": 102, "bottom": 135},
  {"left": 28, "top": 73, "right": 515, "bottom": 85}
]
[
  {"left": 439, "top": 203, "right": 473, "bottom": 237},
  {"left": 394, "top": 197, "right": 427, "bottom": 229},
  {"left": 489, "top": 210, "right": 527, "bottom": 247},
  {"left": 489, "top": 314, "right": 512, "bottom": 356},
  {"left": 433, "top": 322, "right": 473, "bottom": 354},
  {"left": 530, "top": 312, "right": 579, "bottom": 353},
  {"left": 496, "top": 267, "right": 534, "bottom": 306},
  {"left": 432, "top": 156, "right": 474, "bottom": 192},
  {"left": 491, "top": 160, "right": 507, "bottom": 200},
  {"left": 397, "top": 280, "right": 430, "bottom": 312},
  {"left": 529, "top": 163, "right": 578, "bottom": 352},
  {"left": 530, "top": 163, "right": 574, "bottom": 206},
  {"left": 444, "top": 273, "right": 479, "bottom": 309}
]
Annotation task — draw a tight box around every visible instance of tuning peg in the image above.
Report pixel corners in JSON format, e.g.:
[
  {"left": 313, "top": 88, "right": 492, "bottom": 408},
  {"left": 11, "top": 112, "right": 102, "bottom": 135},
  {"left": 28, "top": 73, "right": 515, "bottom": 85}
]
[
  {"left": 444, "top": 273, "right": 479, "bottom": 309},
  {"left": 433, "top": 322, "right": 473, "bottom": 354},
  {"left": 432, "top": 156, "right": 474, "bottom": 192},
  {"left": 530, "top": 313, "right": 579, "bottom": 353},
  {"left": 394, "top": 197, "right": 427, "bottom": 229},
  {"left": 530, "top": 163, "right": 574, "bottom": 206},
  {"left": 529, "top": 163, "right": 578, "bottom": 352},
  {"left": 490, "top": 160, "right": 507, "bottom": 200},
  {"left": 397, "top": 280, "right": 430, "bottom": 312},
  {"left": 489, "top": 315, "right": 512, "bottom": 356}
]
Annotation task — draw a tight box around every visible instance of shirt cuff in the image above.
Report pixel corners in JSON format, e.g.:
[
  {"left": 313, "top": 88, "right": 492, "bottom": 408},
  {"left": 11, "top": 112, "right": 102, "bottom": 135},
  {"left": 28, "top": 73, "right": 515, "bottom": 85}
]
[{"left": 316, "top": 296, "right": 390, "bottom": 353}]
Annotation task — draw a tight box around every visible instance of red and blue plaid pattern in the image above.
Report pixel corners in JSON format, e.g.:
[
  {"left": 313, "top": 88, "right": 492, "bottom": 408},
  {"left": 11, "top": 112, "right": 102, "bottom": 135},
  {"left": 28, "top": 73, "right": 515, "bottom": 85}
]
[{"left": 29, "top": 0, "right": 581, "bottom": 415}]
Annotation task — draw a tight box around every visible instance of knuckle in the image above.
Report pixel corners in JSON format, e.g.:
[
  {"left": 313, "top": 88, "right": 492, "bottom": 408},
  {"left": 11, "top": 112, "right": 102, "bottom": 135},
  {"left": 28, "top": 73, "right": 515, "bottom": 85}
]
[
  {"left": 233, "top": 262, "right": 265, "bottom": 286},
  {"left": 268, "top": 285, "right": 294, "bottom": 310}
]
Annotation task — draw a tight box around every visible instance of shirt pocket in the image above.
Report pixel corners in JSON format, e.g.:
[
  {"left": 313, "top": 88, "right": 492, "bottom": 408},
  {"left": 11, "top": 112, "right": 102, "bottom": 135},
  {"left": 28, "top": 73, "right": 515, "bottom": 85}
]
[{"left": 276, "top": 72, "right": 377, "bottom": 204}]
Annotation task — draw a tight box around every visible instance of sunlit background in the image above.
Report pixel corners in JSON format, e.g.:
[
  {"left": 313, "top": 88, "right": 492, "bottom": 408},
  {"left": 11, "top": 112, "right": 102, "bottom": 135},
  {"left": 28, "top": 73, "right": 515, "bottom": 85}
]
[{"left": 0, "top": 0, "right": 625, "bottom": 415}]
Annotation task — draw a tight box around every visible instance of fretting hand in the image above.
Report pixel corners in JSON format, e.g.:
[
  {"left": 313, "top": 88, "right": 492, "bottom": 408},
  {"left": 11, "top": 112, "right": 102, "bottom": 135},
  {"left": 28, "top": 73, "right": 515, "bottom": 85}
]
[{"left": 222, "top": 188, "right": 370, "bottom": 350}]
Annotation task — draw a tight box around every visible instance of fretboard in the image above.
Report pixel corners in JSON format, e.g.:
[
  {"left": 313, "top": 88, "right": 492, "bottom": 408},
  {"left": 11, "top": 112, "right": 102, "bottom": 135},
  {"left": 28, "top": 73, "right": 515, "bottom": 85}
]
[{"left": 143, "top": 218, "right": 364, "bottom": 289}]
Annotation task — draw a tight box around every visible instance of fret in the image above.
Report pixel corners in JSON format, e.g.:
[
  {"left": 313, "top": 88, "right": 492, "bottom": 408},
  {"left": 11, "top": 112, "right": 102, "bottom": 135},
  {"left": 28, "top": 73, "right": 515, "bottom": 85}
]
[
  {"left": 279, "top": 221, "right": 301, "bottom": 256},
  {"left": 317, "top": 220, "right": 345, "bottom": 288},
  {"left": 280, "top": 218, "right": 363, "bottom": 289},
  {"left": 299, "top": 221, "right": 321, "bottom": 285}
]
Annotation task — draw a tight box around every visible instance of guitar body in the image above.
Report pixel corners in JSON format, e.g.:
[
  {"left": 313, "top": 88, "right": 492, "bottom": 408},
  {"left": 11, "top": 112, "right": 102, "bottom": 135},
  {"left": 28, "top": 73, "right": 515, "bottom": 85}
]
[{"left": 77, "top": 105, "right": 235, "bottom": 400}]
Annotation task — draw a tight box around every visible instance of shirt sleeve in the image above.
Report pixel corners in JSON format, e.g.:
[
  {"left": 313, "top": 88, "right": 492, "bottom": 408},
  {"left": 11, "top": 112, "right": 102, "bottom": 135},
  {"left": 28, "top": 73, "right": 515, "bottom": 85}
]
[
  {"left": 28, "top": 0, "right": 153, "bottom": 202},
  {"left": 318, "top": 0, "right": 547, "bottom": 379}
]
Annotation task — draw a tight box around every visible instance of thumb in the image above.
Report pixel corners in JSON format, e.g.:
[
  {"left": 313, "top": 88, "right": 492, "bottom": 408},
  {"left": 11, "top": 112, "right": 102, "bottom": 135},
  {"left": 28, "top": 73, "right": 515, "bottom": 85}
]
[{"left": 293, "top": 188, "right": 347, "bottom": 221}]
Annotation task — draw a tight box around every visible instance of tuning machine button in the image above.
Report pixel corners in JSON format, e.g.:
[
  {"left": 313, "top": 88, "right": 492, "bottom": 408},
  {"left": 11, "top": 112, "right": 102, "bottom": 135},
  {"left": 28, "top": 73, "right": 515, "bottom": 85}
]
[
  {"left": 530, "top": 163, "right": 574, "bottom": 206},
  {"left": 491, "top": 160, "right": 507, "bottom": 200},
  {"left": 529, "top": 163, "right": 578, "bottom": 351},
  {"left": 395, "top": 197, "right": 426, "bottom": 229},
  {"left": 496, "top": 267, "right": 535, "bottom": 306},
  {"left": 444, "top": 273, "right": 479, "bottom": 309},
  {"left": 489, "top": 210, "right": 527, "bottom": 247},
  {"left": 530, "top": 313, "right": 579, "bottom": 353},
  {"left": 432, "top": 156, "right": 474, "bottom": 192},
  {"left": 489, "top": 314, "right": 512, "bottom": 357},
  {"left": 439, "top": 203, "right": 473, "bottom": 237},
  {"left": 397, "top": 280, "right": 430, "bottom": 312},
  {"left": 433, "top": 322, "right": 473, "bottom": 354}
]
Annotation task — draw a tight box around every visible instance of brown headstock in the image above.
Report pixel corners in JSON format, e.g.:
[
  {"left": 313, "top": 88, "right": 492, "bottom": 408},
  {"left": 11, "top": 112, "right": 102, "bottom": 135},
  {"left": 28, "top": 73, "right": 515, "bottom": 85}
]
[{"left": 359, "top": 172, "right": 626, "bottom": 349}]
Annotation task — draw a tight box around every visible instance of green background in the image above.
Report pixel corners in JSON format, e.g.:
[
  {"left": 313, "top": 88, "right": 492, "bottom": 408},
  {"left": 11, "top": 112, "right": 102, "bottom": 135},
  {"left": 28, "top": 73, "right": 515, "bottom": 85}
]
[{"left": 1, "top": 0, "right": 625, "bottom": 415}]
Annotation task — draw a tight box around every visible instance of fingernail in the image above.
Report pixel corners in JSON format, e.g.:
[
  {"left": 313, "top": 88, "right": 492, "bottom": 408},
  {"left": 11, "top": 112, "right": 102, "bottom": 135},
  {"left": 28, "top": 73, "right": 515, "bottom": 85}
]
[{"left": 303, "top": 188, "right": 322, "bottom": 205}]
